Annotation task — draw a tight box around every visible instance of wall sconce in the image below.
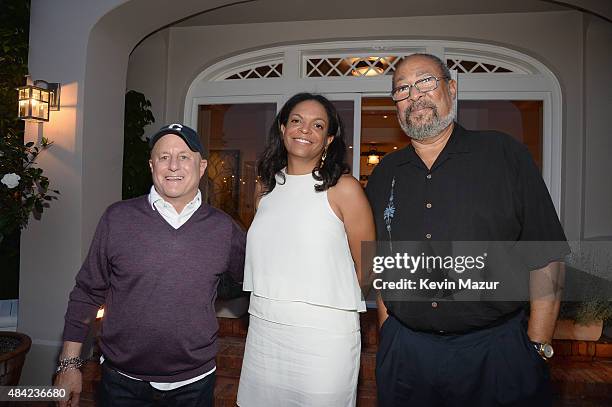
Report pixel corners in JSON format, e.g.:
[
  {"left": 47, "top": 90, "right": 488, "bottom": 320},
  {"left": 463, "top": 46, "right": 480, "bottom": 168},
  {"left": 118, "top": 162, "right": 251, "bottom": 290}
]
[{"left": 17, "top": 79, "right": 61, "bottom": 122}]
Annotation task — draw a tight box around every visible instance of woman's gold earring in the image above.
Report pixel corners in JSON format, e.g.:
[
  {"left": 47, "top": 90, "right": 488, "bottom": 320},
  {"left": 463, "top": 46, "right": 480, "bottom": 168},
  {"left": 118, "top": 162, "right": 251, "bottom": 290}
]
[{"left": 320, "top": 148, "right": 328, "bottom": 166}]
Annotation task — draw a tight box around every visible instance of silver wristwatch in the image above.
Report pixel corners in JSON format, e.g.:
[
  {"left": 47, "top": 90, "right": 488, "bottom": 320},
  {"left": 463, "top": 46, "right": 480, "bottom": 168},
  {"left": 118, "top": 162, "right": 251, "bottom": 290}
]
[{"left": 531, "top": 341, "right": 554, "bottom": 360}]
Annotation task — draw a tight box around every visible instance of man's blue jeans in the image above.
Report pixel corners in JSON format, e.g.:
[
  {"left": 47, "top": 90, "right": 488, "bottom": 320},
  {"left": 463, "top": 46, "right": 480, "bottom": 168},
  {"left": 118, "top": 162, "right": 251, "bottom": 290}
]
[{"left": 98, "top": 363, "right": 215, "bottom": 407}]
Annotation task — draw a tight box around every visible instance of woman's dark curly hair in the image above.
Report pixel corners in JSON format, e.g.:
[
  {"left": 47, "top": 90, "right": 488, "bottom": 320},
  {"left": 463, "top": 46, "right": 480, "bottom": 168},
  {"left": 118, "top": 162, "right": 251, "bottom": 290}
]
[{"left": 257, "top": 92, "right": 350, "bottom": 194}]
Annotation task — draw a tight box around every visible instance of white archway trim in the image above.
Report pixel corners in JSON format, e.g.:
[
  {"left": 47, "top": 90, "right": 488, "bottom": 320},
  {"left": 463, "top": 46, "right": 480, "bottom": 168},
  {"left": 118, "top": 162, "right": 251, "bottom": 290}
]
[{"left": 184, "top": 39, "right": 563, "bottom": 214}]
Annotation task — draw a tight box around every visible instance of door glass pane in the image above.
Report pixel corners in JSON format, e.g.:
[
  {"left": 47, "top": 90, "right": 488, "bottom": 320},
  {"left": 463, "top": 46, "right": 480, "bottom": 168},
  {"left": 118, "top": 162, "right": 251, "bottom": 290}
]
[
  {"left": 358, "top": 99, "right": 544, "bottom": 184},
  {"left": 360, "top": 97, "right": 407, "bottom": 186},
  {"left": 198, "top": 103, "right": 276, "bottom": 228},
  {"left": 457, "top": 100, "right": 543, "bottom": 170},
  {"left": 330, "top": 100, "right": 355, "bottom": 174}
]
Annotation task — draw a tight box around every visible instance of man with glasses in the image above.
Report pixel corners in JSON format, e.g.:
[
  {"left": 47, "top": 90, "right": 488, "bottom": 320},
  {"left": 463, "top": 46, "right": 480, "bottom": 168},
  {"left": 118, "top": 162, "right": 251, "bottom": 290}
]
[{"left": 366, "top": 54, "right": 568, "bottom": 406}]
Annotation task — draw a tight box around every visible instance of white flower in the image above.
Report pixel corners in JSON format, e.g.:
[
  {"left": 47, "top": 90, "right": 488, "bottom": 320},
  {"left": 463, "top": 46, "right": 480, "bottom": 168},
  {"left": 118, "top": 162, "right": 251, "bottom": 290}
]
[{"left": 1, "top": 173, "right": 21, "bottom": 189}]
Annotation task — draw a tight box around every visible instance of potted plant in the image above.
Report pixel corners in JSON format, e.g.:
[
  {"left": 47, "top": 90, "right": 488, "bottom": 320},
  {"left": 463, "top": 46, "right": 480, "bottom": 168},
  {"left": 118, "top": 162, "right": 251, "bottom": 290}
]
[
  {"left": 122, "top": 90, "right": 155, "bottom": 199},
  {"left": 553, "top": 244, "right": 612, "bottom": 341},
  {"left": 0, "top": 331, "right": 31, "bottom": 385},
  {"left": 0, "top": 129, "right": 58, "bottom": 242},
  {"left": 0, "top": 128, "right": 58, "bottom": 383},
  {"left": 555, "top": 295, "right": 611, "bottom": 341}
]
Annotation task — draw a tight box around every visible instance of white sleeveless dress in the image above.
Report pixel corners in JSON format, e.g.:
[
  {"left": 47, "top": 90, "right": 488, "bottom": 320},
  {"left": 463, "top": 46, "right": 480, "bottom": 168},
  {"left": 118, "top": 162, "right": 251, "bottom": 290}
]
[{"left": 237, "top": 171, "right": 366, "bottom": 407}]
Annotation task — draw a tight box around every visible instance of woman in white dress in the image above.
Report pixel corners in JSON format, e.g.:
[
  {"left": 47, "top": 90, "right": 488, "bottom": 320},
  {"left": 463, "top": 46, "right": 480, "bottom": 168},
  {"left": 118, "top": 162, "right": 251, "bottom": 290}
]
[{"left": 237, "top": 93, "right": 375, "bottom": 406}]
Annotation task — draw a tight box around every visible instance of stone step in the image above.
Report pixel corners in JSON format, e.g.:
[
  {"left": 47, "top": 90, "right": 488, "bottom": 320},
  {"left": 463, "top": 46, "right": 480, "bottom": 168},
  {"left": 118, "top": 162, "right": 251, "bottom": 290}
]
[{"left": 553, "top": 338, "right": 612, "bottom": 360}]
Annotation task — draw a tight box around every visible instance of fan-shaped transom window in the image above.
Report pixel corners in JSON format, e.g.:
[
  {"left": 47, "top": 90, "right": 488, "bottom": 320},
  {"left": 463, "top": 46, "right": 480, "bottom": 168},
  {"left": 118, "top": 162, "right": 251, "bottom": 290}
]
[
  {"left": 215, "top": 52, "right": 527, "bottom": 82},
  {"left": 218, "top": 62, "right": 283, "bottom": 80},
  {"left": 304, "top": 55, "right": 401, "bottom": 78}
]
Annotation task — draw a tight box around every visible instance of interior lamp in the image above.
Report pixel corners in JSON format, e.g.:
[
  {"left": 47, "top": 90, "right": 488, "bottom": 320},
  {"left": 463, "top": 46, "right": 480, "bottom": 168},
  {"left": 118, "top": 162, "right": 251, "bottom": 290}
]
[
  {"left": 362, "top": 146, "right": 385, "bottom": 166},
  {"left": 367, "top": 151, "right": 381, "bottom": 165},
  {"left": 351, "top": 57, "right": 388, "bottom": 77}
]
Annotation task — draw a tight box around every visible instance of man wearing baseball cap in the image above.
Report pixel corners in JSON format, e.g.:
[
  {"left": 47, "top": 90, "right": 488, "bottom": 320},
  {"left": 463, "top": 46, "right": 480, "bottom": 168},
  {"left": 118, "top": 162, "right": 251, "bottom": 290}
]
[{"left": 55, "top": 124, "right": 246, "bottom": 406}]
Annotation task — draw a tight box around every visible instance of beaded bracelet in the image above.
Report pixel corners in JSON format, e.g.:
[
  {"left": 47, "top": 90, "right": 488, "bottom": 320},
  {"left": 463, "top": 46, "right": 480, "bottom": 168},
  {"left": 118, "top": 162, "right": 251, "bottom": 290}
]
[{"left": 56, "top": 356, "right": 85, "bottom": 374}]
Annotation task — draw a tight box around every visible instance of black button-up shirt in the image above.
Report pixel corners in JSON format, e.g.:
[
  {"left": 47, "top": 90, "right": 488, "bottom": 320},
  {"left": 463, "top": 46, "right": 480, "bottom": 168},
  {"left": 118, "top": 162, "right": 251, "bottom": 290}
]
[{"left": 366, "top": 123, "right": 568, "bottom": 333}]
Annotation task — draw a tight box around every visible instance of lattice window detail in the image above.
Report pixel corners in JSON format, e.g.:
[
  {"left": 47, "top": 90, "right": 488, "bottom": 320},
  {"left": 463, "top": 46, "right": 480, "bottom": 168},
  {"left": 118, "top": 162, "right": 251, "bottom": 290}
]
[
  {"left": 304, "top": 56, "right": 401, "bottom": 78},
  {"left": 446, "top": 58, "right": 514, "bottom": 73},
  {"left": 222, "top": 63, "right": 283, "bottom": 80},
  {"left": 216, "top": 54, "right": 522, "bottom": 81}
]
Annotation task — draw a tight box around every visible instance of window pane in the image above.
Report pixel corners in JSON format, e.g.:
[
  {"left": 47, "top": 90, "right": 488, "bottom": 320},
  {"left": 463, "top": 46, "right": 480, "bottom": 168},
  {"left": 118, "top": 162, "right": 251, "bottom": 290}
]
[
  {"left": 330, "top": 100, "right": 355, "bottom": 173},
  {"left": 360, "top": 97, "right": 408, "bottom": 186},
  {"left": 198, "top": 103, "right": 276, "bottom": 228},
  {"left": 457, "top": 100, "right": 543, "bottom": 170}
]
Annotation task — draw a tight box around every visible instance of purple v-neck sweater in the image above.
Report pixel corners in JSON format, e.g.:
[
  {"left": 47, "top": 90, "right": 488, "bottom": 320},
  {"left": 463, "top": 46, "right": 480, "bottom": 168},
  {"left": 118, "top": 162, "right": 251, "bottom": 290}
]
[{"left": 62, "top": 195, "right": 245, "bottom": 382}]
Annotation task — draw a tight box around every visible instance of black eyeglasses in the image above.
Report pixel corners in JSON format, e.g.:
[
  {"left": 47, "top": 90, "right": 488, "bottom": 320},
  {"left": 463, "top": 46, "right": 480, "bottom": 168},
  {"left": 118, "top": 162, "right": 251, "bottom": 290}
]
[{"left": 390, "top": 76, "right": 449, "bottom": 102}]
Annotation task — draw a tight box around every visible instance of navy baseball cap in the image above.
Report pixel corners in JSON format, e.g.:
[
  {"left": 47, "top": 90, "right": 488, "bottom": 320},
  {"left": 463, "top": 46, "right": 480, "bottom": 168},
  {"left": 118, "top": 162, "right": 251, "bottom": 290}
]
[{"left": 149, "top": 124, "right": 205, "bottom": 155}]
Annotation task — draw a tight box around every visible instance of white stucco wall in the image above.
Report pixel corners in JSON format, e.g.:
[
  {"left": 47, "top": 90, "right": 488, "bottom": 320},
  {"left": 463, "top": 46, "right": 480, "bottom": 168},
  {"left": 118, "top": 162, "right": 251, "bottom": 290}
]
[
  {"left": 583, "top": 14, "right": 612, "bottom": 239},
  {"left": 126, "top": 29, "right": 170, "bottom": 140}
]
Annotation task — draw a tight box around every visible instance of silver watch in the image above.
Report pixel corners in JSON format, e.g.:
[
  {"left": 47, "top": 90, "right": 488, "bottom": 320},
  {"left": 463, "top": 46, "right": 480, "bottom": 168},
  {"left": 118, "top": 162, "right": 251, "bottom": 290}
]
[{"left": 531, "top": 341, "right": 554, "bottom": 360}]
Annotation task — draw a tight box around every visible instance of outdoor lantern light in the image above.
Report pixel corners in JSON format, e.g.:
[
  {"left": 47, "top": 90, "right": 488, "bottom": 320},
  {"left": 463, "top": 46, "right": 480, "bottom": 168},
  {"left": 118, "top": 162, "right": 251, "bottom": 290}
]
[{"left": 17, "top": 79, "right": 61, "bottom": 122}]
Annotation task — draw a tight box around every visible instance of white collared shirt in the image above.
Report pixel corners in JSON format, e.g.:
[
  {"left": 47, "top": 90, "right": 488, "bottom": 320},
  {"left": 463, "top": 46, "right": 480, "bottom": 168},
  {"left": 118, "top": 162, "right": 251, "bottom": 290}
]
[
  {"left": 100, "top": 186, "right": 215, "bottom": 390},
  {"left": 148, "top": 186, "right": 202, "bottom": 229}
]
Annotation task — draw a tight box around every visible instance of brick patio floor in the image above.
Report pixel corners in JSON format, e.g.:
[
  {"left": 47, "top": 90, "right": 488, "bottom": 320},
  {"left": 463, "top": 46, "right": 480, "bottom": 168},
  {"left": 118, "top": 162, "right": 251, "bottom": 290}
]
[{"left": 10, "top": 313, "right": 612, "bottom": 407}]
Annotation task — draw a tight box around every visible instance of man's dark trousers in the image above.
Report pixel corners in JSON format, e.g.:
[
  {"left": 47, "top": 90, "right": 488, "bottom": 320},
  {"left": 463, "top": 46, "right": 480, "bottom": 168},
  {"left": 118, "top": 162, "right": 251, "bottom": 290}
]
[
  {"left": 376, "top": 311, "right": 551, "bottom": 407},
  {"left": 99, "top": 363, "right": 215, "bottom": 407}
]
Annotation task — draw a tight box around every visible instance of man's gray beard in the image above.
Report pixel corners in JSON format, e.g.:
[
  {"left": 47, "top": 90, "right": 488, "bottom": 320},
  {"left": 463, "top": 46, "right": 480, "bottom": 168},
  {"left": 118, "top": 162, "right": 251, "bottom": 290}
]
[{"left": 400, "top": 102, "right": 456, "bottom": 141}]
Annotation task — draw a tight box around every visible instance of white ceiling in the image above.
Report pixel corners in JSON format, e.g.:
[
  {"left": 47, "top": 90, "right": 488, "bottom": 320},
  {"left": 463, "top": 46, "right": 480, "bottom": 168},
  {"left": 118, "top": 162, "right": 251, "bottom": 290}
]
[{"left": 174, "top": 0, "right": 568, "bottom": 27}]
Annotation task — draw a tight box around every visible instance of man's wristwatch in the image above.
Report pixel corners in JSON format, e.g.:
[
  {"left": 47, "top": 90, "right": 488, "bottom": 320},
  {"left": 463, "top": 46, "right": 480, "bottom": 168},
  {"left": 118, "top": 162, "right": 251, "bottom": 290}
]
[{"left": 531, "top": 341, "right": 554, "bottom": 360}]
